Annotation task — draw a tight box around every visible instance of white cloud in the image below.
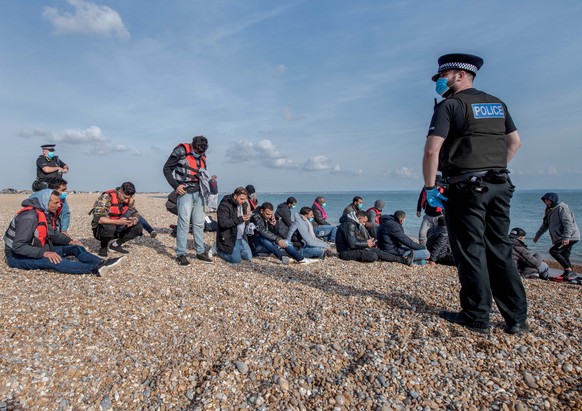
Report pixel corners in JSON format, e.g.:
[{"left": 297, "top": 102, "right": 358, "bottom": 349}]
[
  {"left": 303, "top": 155, "right": 330, "bottom": 172},
  {"left": 42, "top": 0, "right": 130, "bottom": 40},
  {"left": 225, "top": 138, "right": 297, "bottom": 169},
  {"left": 331, "top": 164, "right": 342, "bottom": 174},
  {"left": 282, "top": 107, "right": 305, "bottom": 122},
  {"left": 225, "top": 139, "right": 256, "bottom": 162},
  {"left": 395, "top": 167, "right": 418, "bottom": 179},
  {"left": 19, "top": 126, "right": 130, "bottom": 156}
]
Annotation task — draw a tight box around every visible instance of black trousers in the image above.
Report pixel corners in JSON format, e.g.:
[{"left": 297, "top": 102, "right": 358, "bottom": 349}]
[
  {"left": 549, "top": 240, "right": 577, "bottom": 270},
  {"left": 93, "top": 223, "right": 143, "bottom": 248},
  {"left": 339, "top": 247, "right": 403, "bottom": 263},
  {"left": 445, "top": 179, "right": 527, "bottom": 325}
]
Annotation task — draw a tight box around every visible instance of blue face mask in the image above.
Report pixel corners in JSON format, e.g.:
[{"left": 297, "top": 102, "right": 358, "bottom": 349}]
[
  {"left": 60, "top": 192, "right": 68, "bottom": 200},
  {"left": 309, "top": 217, "right": 314, "bottom": 222},
  {"left": 192, "top": 152, "right": 201, "bottom": 158},
  {"left": 357, "top": 203, "right": 363, "bottom": 209},
  {"left": 322, "top": 203, "right": 326, "bottom": 208},
  {"left": 291, "top": 205, "right": 296, "bottom": 209},
  {"left": 435, "top": 78, "right": 450, "bottom": 95},
  {"left": 47, "top": 152, "right": 56, "bottom": 159}
]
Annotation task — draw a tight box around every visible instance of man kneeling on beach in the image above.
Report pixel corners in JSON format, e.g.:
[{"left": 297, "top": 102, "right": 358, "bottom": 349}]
[
  {"left": 336, "top": 211, "right": 409, "bottom": 264},
  {"left": 90, "top": 182, "right": 143, "bottom": 257},
  {"left": 4, "top": 189, "right": 123, "bottom": 276}
]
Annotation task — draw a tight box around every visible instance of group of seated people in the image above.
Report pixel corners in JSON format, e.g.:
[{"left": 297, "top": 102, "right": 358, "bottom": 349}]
[
  {"left": 214, "top": 187, "right": 450, "bottom": 266},
  {"left": 4, "top": 180, "right": 558, "bottom": 279},
  {"left": 3, "top": 180, "right": 154, "bottom": 276}
]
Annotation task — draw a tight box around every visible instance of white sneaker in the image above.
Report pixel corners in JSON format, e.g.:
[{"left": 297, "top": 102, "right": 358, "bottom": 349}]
[
  {"left": 208, "top": 245, "right": 217, "bottom": 258},
  {"left": 298, "top": 258, "right": 319, "bottom": 265}
]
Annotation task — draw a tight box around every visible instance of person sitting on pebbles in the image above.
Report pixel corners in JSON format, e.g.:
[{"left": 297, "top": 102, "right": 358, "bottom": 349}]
[
  {"left": 509, "top": 227, "right": 549, "bottom": 279},
  {"left": 4, "top": 189, "right": 124, "bottom": 276},
  {"left": 90, "top": 182, "right": 143, "bottom": 257}
]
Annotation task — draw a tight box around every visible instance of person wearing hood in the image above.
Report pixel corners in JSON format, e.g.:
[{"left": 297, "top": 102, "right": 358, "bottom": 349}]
[
  {"left": 534, "top": 193, "right": 580, "bottom": 281},
  {"left": 30, "top": 177, "right": 70, "bottom": 235},
  {"left": 366, "top": 199, "right": 385, "bottom": 238},
  {"left": 509, "top": 227, "right": 549, "bottom": 279},
  {"left": 376, "top": 211, "right": 430, "bottom": 264},
  {"left": 275, "top": 197, "right": 297, "bottom": 238},
  {"left": 335, "top": 211, "right": 409, "bottom": 264},
  {"left": 4, "top": 189, "right": 123, "bottom": 276}
]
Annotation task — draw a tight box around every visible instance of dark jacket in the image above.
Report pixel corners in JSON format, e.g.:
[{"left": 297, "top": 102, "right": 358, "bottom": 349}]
[
  {"left": 311, "top": 204, "right": 330, "bottom": 226},
  {"left": 336, "top": 213, "right": 369, "bottom": 253},
  {"left": 216, "top": 194, "right": 246, "bottom": 254},
  {"left": 249, "top": 210, "right": 280, "bottom": 243},
  {"left": 535, "top": 193, "right": 580, "bottom": 243},
  {"left": 426, "top": 225, "right": 454, "bottom": 264},
  {"left": 510, "top": 236, "right": 544, "bottom": 272},
  {"left": 4, "top": 197, "right": 71, "bottom": 259},
  {"left": 417, "top": 188, "right": 443, "bottom": 217},
  {"left": 275, "top": 203, "right": 294, "bottom": 237},
  {"left": 376, "top": 214, "right": 425, "bottom": 256},
  {"left": 339, "top": 203, "right": 359, "bottom": 224}
]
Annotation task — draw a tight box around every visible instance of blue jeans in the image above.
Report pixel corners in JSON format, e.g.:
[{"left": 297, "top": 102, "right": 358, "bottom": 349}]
[
  {"left": 138, "top": 215, "right": 154, "bottom": 234},
  {"left": 217, "top": 239, "right": 252, "bottom": 264},
  {"left": 300, "top": 245, "right": 325, "bottom": 259},
  {"left": 6, "top": 245, "right": 103, "bottom": 275},
  {"left": 253, "top": 237, "right": 303, "bottom": 262},
  {"left": 400, "top": 247, "right": 431, "bottom": 262},
  {"left": 177, "top": 191, "right": 205, "bottom": 256},
  {"left": 314, "top": 225, "right": 337, "bottom": 242}
]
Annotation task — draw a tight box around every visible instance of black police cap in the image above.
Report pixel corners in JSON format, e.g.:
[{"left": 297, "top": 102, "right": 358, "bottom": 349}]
[
  {"left": 41, "top": 144, "right": 56, "bottom": 150},
  {"left": 432, "top": 53, "right": 484, "bottom": 81}
]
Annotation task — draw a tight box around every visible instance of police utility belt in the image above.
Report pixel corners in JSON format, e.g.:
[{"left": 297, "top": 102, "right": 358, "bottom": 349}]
[{"left": 446, "top": 169, "right": 509, "bottom": 185}]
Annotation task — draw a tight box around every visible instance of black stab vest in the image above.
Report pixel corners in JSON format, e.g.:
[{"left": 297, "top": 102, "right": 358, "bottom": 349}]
[{"left": 440, "top": 90, "right": 508, "bottom": 176}]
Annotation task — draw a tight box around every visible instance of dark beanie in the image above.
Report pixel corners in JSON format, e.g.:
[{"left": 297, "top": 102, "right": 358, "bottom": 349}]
[{"left": 245, "top": 185, "right": 256, "bottom": 195}]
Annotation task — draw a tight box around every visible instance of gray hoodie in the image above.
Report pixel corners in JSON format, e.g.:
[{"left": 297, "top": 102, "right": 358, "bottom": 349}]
[
  {"left": 286, "top": 215, "right": 328, "bottom": 248},
  {"left": 535, "top": 199, "right": 580, "bottom": 244},
  {"left": 4, "top": 189, "right": 71, "bottom": 259}
]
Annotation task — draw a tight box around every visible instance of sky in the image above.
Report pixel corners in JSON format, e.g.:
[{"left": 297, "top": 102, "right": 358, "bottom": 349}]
[{"left": 1, "top": 0, "right": 581, "bottom": 193}]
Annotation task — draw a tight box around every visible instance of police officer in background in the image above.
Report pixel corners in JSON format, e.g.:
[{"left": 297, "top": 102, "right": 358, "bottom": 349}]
[
  {"left": 163, "top": 136, "right": 212, "bottom": 265},
  {"left": 33, "top": 144, "right": 69, "bottom": 192},
  {"left": 422, "top": 53, "right": 528, "bottom": 335}
]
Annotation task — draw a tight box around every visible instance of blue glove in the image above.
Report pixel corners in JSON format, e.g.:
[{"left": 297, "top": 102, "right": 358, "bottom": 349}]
[{"left": 425, "top": 187, "right": 448, "bottom": 209}]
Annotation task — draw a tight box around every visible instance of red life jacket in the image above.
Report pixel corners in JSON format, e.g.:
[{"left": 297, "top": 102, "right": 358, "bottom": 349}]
[
  {"left": 176, "top": 143, "right": 207, "bottom": 184},
  {"left": 366, "top": 207, "right": 381, "bottom": 225},
  {"left": 17, "top": 206, "right": 49, "bottom": 247},
  {"left": 105, "top": 190, "right": 129, "bottom": 220}
]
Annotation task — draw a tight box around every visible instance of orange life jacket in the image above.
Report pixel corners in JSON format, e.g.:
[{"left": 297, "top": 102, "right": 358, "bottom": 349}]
[
  {"left": 175, "top": 143, "right": 207, "bottom": 184},
  {"left": 17, "top": 206, "right": 49, "bottom": 247},
  {"left": 366, "top": 207, "right": 381, "bottom": 225},
  {"left": 105, "top": 190, "right": 129, "bottom": 220}
]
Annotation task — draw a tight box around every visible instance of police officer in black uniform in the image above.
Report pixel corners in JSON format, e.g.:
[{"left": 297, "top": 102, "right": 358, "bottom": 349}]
[
  {"left": 33, "top": 144, "right": 69, "bottom": 192},
  {"left": 422, "top": 53, "right": 528, "bottom": 335}
]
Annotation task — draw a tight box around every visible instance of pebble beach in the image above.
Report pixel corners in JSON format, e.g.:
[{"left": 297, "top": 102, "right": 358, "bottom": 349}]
[{"left": 0, "top": 193, "right": 580, "bottom": 411}]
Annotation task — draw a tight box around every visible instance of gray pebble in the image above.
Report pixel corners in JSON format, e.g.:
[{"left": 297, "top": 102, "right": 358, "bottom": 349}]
[{"left": 235, "top": 361, "right": 249, "bottom": 374}]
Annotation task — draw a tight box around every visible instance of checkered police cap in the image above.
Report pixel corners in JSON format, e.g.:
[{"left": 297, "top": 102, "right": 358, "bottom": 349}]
[{"left": 432, "top": 53, "right": 484, "bottom": 81}]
